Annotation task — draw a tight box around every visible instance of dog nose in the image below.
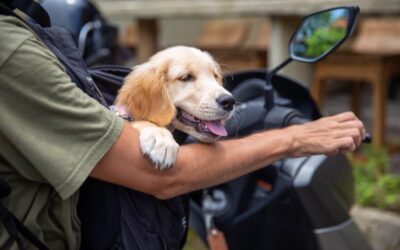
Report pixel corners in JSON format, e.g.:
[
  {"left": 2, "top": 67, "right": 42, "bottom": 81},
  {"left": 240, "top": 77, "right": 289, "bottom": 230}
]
[{"left": 216, "top": 94, "right": 236, "bottom": 111}]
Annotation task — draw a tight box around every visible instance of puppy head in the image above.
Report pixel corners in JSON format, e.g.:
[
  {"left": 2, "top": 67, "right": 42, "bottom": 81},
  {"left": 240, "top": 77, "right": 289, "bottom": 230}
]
[{"left": 117, "top": 46, "right": 236, "bottom": 143}]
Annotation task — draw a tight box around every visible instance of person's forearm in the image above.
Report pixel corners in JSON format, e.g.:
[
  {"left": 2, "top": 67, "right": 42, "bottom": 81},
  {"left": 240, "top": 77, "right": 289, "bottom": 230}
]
[
  {"left": 160, "top": 130, "right": 293, "bottom": 198},
  {"left": 92, "top": 112, "right": 364, "bottom": 199},
  {"left": 91, "top": 122, "right": 294, "bottom": 199}
]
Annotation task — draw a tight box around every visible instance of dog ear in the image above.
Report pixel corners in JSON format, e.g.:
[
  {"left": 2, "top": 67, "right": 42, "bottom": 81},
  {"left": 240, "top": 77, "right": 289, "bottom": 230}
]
[{"left": 116, "top": 61, "right": 176, "bottom": 127}]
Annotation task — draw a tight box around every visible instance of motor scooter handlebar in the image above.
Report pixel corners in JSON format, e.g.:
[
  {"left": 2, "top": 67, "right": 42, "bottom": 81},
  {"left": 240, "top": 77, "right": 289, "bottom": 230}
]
[
  {"left": 284, "top": 112, "right": 309, "bottom": 126},
  {"left": 264, "top": 106, "right": 309, "bottom": 129}
]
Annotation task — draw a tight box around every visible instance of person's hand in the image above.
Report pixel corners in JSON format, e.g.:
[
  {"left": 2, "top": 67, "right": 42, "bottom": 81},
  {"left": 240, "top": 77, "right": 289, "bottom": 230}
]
[{"left": 286, "top": 112, "right": 365, "bottom": 157}]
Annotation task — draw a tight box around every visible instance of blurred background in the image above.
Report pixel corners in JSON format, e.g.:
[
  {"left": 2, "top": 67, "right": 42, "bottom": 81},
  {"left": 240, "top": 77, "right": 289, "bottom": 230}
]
[{"left": 40, "top": 0, "right": 400, "bottom": 249}]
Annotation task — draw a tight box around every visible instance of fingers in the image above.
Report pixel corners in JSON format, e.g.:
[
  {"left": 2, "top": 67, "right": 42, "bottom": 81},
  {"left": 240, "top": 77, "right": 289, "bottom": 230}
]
[
  {"left": 324, "top": 136, "right": 355, "bottom": 156},
  {"left": 326, "top": 112, "right": 365, "bottom": 154},
  {"left": 338, "top": 121, "right": 365, "bottom": 146},
  {"left": 337, "top": 137, "right": 356, "bottom": 154},
  {"left": 291, "top": 112, "right": 366, "bottom": 157},
  {"left": 332, "top": 111, "right": 358, "bottom": 122},
  {"left": 331, "top": 112, "right": 366, "bottom": 144},
  {"left": 339, "top": 119, "right": 365, "bottom": 136}
]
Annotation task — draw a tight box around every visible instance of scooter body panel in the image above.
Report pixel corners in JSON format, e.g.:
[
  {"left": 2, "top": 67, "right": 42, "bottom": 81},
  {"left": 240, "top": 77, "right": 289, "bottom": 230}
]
[
  {"left": 284, "top": 148, "right": 372, "bottom": 250},
  {"left": 292, "top": 154, "right": 353, "bottom": 228},
  {"left": 315, "top": 219, "right": 373, "bottom": 250}
]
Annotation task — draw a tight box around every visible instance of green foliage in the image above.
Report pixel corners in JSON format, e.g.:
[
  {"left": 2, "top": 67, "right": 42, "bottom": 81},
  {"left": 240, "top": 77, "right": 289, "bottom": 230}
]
[
  {"left": 304, "top": 27, "right": 346, "bottom": 57},
  {"left": 350, "top": 145, "right": 400, "bottom": 213}
]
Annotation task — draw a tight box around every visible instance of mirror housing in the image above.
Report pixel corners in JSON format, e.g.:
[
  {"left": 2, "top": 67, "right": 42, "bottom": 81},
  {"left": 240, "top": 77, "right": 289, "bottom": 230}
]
[{"left": 289, "top": 6, "right": 359, "bottom": 63}]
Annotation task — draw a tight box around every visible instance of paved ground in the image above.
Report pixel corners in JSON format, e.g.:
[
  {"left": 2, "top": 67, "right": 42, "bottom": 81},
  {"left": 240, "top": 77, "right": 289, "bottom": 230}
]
[{"left": 321, "top": 81, "right": 400, "bottom": 174}]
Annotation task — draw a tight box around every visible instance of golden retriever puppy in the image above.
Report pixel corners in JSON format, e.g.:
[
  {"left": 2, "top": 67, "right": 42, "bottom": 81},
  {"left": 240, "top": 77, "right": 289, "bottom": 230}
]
[{"left": 115, "top": 46, "right": 236, "bottom": 169}]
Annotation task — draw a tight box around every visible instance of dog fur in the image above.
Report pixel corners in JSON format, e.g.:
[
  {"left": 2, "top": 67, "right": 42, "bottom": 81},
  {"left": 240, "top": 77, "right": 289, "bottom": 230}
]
[{"left": 116, "top": 46, "right": 235, "bottom": 169}]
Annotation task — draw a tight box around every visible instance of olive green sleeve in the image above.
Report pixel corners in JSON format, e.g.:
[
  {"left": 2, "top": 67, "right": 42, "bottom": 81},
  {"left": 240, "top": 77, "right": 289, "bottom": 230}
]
[{"left": 0, "top": 35, "right": 124, "bottom": 200}]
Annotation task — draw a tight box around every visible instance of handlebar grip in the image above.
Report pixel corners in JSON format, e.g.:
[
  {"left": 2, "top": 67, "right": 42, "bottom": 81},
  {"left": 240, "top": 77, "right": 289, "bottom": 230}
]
[
  {"left": 285, "top": 115, "right": 309, "bottom": 126},
  {"left": 362, "top": 133, "right": 372, "bottom": 144},
  {"left": 264, "top": 107, "right": 310, "bottom": 128}
]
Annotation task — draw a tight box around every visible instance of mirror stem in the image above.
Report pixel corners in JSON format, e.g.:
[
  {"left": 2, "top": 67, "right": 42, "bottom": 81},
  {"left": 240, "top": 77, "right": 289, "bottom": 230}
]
[
  {"left": 264, "top": 58, "right": 292, "bottom": 110},
  {"left": 266, "top": 57, "right": 293, "bottom": 84}
]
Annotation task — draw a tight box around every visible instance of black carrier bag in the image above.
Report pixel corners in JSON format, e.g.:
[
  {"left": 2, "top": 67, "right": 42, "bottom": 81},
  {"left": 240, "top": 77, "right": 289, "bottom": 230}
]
[{"left": 0, "top": 1, "right": 189, "bottom": 250}]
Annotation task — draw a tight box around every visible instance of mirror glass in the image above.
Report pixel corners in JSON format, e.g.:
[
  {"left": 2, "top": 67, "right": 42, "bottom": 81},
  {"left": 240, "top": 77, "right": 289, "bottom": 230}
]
[{"left": 290, "top": 8, "right": 350, "bottom": 61}]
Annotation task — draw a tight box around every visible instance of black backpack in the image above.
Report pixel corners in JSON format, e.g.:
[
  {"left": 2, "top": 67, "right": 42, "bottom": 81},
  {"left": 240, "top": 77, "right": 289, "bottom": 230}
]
[{"left": 0, "top": 1, "right": 189, "bottom": 249}]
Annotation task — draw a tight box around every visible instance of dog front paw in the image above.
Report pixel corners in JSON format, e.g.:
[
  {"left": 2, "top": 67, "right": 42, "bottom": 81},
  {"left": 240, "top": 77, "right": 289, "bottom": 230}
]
[{"left": 136, "top": 125, "right": 179, "bottom": 170}]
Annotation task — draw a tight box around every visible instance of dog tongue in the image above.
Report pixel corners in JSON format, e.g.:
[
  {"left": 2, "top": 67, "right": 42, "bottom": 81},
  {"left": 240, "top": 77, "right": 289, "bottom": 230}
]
[{"left": 204, "top": 121, "right": 228, "bottom": 136}]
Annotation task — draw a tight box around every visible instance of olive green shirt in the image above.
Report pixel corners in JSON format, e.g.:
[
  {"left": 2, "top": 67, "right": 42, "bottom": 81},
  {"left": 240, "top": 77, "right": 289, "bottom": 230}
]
[{"left": 0, "top": 16, "right": 124, "bottom": 249}]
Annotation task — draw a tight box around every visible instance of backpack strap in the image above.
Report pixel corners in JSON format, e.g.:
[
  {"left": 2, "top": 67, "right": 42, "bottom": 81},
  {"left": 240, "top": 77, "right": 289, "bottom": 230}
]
[
  {"left": 0, "top": 177, "right": 11, "bottom": 199},
  {"left": 0, "top": 0, "right": 50, "bottom": 27},
  {"left": 0, "top": 177, "right": 48, "bottom": 250},
  {"left": 0, "top": 204, "right": 49, "bottom": 250}
]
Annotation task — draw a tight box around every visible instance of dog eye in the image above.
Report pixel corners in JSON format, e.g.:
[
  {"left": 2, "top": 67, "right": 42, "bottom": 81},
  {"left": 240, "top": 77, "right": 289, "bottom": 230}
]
[
  {"left": 180, "top": 74, "right": 194, "bottom": 82},
  {"left": 214, "top": 72, "right": 223, "bottom": 81}
]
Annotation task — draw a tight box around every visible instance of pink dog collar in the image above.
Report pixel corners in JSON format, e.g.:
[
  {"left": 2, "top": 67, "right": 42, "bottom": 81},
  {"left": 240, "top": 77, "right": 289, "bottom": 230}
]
[{"left": 109, "top": 105, "right": 133, "bottom": 121}]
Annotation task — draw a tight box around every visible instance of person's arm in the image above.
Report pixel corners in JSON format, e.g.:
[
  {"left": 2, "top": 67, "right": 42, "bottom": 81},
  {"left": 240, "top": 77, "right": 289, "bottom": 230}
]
[{"left": 90, "top": 111, "right": 365, "bottom": 199}]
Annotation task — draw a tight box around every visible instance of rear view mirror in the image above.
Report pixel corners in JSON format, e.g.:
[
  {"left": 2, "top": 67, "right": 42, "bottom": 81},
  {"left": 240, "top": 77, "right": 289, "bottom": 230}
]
[{"left": 289, "top": 6, "right": 359, "bottom": 63}]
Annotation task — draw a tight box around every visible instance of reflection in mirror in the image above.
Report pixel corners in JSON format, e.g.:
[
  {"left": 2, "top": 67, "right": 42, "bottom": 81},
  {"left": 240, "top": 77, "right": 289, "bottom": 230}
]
[{"left": 290, "top": 8, "right": 349, "bottom": 60}]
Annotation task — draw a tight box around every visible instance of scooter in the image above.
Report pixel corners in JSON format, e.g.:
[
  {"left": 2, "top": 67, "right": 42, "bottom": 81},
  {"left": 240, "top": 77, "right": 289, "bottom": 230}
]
[
  {"left": 38, "top": 2, "right": 373, "bottom": 249},
  {"left": 189, "top": 6, "right": 373, "bottom": 250}
]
